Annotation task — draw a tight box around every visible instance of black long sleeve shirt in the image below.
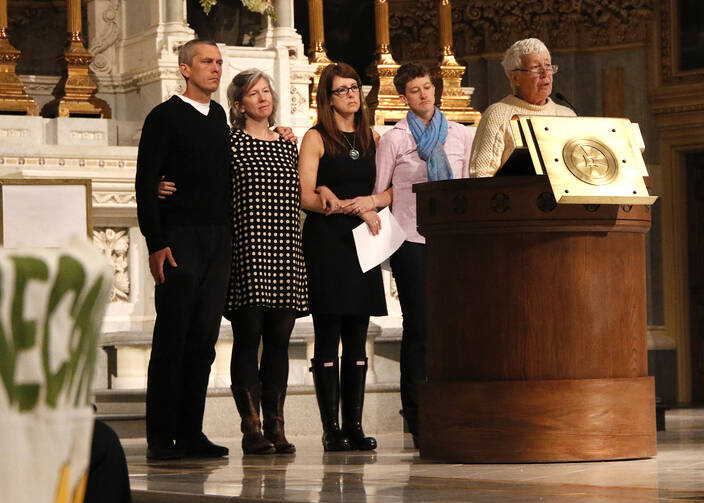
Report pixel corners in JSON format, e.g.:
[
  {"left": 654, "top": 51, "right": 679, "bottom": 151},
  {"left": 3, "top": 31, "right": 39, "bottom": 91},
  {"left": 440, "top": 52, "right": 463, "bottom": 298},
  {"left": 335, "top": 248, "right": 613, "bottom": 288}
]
[{"left": 135, "top": 96, "right": 231, "bottom": 254}]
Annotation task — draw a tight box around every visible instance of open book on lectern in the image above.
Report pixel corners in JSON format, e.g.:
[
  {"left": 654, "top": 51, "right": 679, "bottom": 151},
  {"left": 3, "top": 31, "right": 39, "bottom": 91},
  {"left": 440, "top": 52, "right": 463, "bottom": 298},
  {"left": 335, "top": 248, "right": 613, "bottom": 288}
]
[{"left": 496, "top": 115, "right": 657, "bottom": 206}]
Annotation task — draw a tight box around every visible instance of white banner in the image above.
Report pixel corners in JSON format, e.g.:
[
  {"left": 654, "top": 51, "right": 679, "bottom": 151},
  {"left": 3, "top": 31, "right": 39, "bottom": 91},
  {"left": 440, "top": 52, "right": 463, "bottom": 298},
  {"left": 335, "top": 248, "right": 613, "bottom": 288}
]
[{"left": 0, "top": 240, "right": 112, "bottom": 503}]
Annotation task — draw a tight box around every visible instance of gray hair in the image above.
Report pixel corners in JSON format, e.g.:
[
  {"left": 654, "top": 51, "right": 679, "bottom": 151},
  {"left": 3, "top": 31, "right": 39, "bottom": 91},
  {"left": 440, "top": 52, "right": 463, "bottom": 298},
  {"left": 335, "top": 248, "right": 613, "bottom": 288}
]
[
  {"left": 227, "top": 69, "right": 278, "bottom": 129},
  {"left": 178, "top": 39, "right": 218, "bottom": 66},
  {"left": 501, "top": 38, "right": 550, "bottom": 91}
]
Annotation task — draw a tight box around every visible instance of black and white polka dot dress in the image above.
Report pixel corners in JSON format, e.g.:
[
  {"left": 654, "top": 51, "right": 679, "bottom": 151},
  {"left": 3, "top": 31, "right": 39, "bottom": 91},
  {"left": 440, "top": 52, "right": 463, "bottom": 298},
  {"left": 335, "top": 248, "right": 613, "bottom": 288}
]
[{"left": 225, "top": 129, "right": 308, "bottom": 316}]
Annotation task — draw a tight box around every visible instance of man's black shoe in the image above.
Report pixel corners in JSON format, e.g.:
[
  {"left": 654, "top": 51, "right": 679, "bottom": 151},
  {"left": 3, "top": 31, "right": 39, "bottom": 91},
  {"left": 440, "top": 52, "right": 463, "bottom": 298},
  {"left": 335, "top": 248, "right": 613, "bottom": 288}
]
[
  {"left": 178, "top": 433, "right": 229, "bottom": 458},
  {"left": 147, "top": 442, "right": 184, "bottom": 461}
]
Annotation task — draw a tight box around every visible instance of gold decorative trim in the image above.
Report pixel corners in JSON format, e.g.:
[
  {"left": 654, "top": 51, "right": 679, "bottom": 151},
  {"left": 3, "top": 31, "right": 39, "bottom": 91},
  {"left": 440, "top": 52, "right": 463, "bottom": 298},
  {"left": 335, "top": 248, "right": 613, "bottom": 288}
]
[
  {"left": 42, "top": 0, "right": 111, "bottom": 117},
  {"left": 0, "top": 24, "right": 39, "bottom": 115},
  {"left": 366, "top": 0, "right": 406, "bottom": 124},
  {"left": 563, "top": 138, "right": 619, "bottom": 186},
  {"left": 42, "top": 34, "right": 112, "bottom": 118},
  {"left": 307, "top": 0, "right": 331, "bottom": 120},
  {"left": 434, "top": 0, "right": 480, "bottom": 125},
  {"left": 0, "top": 156, "right": 135, "bottom": 170}
]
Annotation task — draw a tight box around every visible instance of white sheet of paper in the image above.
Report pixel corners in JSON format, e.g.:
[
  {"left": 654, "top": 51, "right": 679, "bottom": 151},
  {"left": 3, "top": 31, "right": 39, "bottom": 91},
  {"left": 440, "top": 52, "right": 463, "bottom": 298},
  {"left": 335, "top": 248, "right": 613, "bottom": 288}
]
[{"left": 352, "top": 207, "right": 406, "bottom": 273}]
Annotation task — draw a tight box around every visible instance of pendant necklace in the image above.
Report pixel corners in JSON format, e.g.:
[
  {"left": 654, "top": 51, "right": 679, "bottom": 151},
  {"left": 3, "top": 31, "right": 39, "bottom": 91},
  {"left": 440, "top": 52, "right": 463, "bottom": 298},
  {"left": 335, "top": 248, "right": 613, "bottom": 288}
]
[{"left": 342, "top": 132, "right": 360, "bottom": 160}]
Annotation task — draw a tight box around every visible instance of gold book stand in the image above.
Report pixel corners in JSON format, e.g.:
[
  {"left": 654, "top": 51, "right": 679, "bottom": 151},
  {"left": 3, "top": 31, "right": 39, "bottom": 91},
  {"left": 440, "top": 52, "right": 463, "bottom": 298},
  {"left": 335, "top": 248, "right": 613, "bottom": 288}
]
[{"left": 503, "top": 116, "right": 657, "bottom": 205}]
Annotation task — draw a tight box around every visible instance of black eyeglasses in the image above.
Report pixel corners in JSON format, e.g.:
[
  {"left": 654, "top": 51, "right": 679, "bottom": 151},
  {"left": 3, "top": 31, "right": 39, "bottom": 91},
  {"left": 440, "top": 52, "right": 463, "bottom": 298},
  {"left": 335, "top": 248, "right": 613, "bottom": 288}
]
[
  {"left": 513, "top": 64, "right": 559, "bottom": 76},
  {"left": 331, "top": 85, "right": 361, "bottom": 97}
]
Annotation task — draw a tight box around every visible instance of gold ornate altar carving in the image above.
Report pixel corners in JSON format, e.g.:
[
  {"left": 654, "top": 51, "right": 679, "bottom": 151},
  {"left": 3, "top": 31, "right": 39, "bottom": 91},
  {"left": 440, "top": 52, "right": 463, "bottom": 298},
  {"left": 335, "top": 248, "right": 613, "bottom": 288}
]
[
  {"left": 42, "top": 0, "right": 111, "bottom": 118},
  {"left": 0, "top": 0, "right": 38, "bottom": 115},
  {"left": 388, "top": 0, "right": 655, "bottom": 61},
  {"left": 365, "top": 0, "right": 479, "bottom": 125},
  {"left": 307, "top": 0, "right": 331, "bottom": 122},
  {"left": 434, "top": 0, "right": 479, "bottom": 125},
  {"left": 366, "top": 0, "right": 407, "bottom": 125},
  {"left": 305, "top": 0, "right": 482, "bottom": 125}
]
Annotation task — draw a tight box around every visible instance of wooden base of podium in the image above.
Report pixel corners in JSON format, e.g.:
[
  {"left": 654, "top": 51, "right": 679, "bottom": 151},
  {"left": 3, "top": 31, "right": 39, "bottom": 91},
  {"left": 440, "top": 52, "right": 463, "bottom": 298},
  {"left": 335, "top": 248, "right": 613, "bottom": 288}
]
[
  {"left": 414, "top": 176, "right": 656, "bottom": 463},
  {"left": 419, "top": 377, "right": 656, "bottom": 463}
]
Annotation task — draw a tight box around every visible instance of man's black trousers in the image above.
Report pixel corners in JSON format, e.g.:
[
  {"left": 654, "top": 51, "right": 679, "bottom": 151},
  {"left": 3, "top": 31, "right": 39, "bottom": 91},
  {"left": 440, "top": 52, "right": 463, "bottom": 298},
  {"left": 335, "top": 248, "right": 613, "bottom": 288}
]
[{"left": 146, "top": 224, "right": 231, "bottom": 446}]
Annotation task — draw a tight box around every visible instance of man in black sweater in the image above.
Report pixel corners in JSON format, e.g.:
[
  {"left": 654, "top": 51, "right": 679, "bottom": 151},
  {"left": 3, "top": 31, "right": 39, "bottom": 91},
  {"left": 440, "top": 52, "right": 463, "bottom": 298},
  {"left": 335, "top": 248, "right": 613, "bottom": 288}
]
[{"left": 136, "top": 39, "right": 231, "bottom": 460}]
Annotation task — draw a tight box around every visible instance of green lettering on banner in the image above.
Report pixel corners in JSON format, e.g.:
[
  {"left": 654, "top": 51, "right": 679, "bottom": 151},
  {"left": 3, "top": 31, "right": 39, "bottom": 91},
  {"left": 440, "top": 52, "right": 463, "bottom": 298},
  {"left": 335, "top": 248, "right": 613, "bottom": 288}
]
[
  {"left": 0, "top": 268, "right": 13, "bottom": 406},
  {"left": 43, "top": 255, "right": 86, "bottom": 408},
  {"left": 69, "top": 276, "right": 104, "bottom": 407},
  {"left": 10, "top": 256, "right": 49, "bottom": 411}
]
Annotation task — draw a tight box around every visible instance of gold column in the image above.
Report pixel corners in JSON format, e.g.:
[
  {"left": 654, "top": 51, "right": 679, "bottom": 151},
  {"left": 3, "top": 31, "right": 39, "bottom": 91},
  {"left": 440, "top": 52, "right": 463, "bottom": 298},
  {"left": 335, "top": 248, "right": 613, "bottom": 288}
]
[
  {"left": 42, "top": 0, "right": 111, "bottom": 118},
  {"left": 0, "top": 0, "right": 39, "bottom": 115},
  {"left": 438, "top": 0, "right": 453, "bottom": 58},
  {"left": 366, "top": 0, "right": 406, "bottom": 125},
  {"left": 436, "top": 0, "right": 480, "bottom": 125},
  {"left": 308, "top": 0, "right": 331, "bottom": 120}
]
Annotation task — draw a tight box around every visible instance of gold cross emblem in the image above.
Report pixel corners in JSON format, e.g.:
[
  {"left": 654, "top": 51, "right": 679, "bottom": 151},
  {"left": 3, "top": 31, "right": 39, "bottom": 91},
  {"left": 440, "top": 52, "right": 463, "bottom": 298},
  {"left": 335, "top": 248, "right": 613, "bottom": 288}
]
[{"left": 563, "top": 139, "right": 618, "bottom": 185}]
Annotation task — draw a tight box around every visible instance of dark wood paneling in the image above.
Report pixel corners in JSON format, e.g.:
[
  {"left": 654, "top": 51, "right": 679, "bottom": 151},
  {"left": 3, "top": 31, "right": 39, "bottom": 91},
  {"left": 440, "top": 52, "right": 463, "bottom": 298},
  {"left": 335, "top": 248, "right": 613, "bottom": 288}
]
[
  {"left": 686, "top": 152, "right": 704, "bottom": 403},
  {"left": 603, "top": 67, "right": 625, "bottom": 117}
]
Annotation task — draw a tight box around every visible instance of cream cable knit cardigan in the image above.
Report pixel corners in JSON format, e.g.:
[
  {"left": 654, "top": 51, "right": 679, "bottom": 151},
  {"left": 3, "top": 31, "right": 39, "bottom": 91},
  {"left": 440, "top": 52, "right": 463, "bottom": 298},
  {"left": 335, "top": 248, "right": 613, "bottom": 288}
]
[{"left": 469, "top": 94, "right": 575, "bottom": 177}]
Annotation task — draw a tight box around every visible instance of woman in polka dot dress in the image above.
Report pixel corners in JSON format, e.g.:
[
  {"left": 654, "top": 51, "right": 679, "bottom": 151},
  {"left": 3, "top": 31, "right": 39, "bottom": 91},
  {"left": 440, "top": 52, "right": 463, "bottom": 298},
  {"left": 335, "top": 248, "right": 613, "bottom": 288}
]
[
  {"left": 160, "top": 69, "right": 308, "bottom": 455},
  {"left": 223, "top": 69, "right": 308, "bottom": 455}
]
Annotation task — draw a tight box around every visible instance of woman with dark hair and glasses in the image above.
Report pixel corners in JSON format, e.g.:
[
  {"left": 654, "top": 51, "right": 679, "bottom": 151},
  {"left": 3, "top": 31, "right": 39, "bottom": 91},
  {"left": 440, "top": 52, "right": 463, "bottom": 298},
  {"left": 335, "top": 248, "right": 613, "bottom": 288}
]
[
  {"left": 298, "top": 62, "right": 387, "bottom": 452},
  {"left": 469, "top": 38, "right": 575, "bottom": 177}
]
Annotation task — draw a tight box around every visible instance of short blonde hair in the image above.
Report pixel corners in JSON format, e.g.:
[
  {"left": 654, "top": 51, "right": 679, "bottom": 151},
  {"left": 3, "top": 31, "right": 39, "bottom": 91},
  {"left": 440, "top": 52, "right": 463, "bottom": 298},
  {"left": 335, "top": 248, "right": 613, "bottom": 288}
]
[
  {"left": 226, "top": 69, "right": 278, "bottom": 129},
  {"left": 501, "top": 38, "right": 550, "bottom": 91}
]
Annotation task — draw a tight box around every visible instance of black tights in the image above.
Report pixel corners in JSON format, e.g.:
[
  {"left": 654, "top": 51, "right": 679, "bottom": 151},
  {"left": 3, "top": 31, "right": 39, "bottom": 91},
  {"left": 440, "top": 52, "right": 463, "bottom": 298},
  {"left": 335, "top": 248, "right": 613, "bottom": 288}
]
[
  {"left": 230, "top": 306, "right": 296, "bottom": 390},
  {"left": 312, "top": 313, "right": 369, "bottom": 363}
]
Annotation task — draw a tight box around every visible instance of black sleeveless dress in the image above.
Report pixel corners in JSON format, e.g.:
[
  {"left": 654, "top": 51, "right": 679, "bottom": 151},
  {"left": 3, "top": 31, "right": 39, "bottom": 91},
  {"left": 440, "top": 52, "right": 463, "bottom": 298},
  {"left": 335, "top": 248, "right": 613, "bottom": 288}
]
[{"left": 302, "top": 130, "right": 387, "bottom": 316}]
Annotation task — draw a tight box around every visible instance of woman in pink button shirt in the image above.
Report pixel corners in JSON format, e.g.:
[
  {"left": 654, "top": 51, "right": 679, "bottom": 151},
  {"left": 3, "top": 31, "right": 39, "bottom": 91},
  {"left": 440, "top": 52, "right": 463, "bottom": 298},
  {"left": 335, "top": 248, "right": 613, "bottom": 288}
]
[{"left": 370, "top": 63, "right": 474, "bottom": 447}]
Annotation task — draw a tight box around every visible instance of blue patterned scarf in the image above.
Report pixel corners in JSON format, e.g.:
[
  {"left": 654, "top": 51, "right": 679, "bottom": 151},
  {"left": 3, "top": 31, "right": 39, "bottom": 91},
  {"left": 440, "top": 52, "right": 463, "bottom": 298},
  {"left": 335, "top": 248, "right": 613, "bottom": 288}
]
[{"left": 406, "top": 107, "right": 453, "bottom": 182}]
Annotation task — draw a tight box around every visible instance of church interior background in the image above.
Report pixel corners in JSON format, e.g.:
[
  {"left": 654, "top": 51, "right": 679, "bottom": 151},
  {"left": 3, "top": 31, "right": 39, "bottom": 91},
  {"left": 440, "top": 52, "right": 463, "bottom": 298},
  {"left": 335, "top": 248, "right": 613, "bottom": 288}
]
[{"left": 2, "top": 0, "right": 704, "bottom": 500}]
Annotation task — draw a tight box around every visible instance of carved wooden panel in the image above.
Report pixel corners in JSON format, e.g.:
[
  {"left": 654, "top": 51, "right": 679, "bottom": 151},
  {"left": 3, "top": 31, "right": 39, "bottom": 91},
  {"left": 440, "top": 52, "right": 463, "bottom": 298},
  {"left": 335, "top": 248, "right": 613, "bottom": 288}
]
[
  {"left": 656, "top": 0, "right": 704, "bottom": 87},
  {"left": 388, "top": 0, "right": 655, "bottom": 62},
  {"left": 650, "top": 3, "right": 704, "bottom": 405},
  {"left": 603, "top": 67, "right": 625, "bottom": 118},
  {"left": 685, "top": 153, "right": 704, "bottom": 402}
]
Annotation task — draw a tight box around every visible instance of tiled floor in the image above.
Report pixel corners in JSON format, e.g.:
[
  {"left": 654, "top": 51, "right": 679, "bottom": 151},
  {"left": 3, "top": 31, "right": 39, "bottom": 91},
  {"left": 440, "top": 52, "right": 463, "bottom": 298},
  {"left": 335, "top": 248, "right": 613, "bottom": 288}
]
[{"left": 126, "top": 409, "right": 704, "bottom": 502}]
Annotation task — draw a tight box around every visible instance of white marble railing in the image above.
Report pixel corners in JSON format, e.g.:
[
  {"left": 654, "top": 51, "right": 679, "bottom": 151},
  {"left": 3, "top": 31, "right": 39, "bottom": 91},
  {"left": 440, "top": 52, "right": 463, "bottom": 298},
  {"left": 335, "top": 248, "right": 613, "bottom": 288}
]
[{"left": 0, "top": 115, "right": 403, "bottom": 394}]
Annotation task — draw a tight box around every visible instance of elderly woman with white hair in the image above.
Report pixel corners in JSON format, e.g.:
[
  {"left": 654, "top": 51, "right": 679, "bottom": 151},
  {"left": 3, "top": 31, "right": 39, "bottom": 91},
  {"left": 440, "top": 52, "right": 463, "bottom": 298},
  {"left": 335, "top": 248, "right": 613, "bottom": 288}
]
[{"left": 469, "top": 38, "right": 575, "bottom": 177}]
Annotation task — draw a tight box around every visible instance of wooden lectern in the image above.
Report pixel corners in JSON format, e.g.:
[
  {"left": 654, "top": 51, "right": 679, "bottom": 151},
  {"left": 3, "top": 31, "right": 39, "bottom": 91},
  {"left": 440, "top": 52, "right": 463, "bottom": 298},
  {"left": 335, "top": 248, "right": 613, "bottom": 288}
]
[{"left": 415, "top": 116, "right": 657, "bottom": 462}]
